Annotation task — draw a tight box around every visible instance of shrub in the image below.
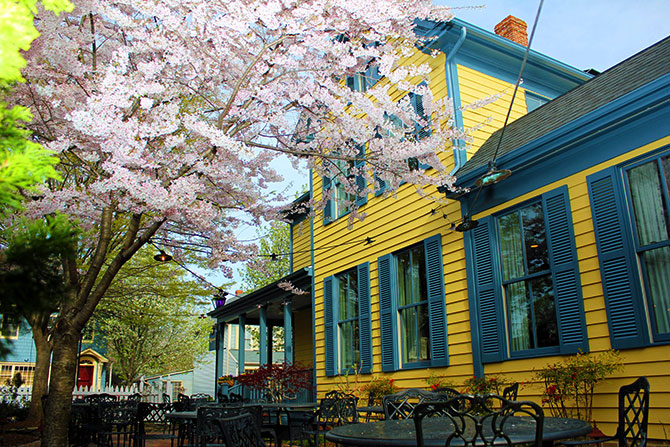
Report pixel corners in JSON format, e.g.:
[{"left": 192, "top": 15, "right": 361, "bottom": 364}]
[
  {"left": 463, "top": 375, "right": 508, "bottom": 395},
  {"left": 534, "top": 350, "right": 623, "bottom": 422},
  {"left": 424, "top": 371, "right": 459, "bottom": 391},
  {"left": 360, "top": 376, "right": 399, "bottom": 405},
  {"left": 235, "top": 361, "right": 312, "bottom": 403}
]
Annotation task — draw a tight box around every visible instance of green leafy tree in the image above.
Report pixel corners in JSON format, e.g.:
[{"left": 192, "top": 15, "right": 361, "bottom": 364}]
[
  {"left": 241, "top": 221, "right": 291, "bottom": 290},
  {"left": 0, "top": 0, "right": 72, "bottom": 211},
  {"left": 92, "top": 250, "right": 213, "bottom": 385},
  {"left": 0, "top": 214, "right": 78, "bottom": 422},
  {"left": 241, "top": 221, "right": 291, "bottom": 351}
]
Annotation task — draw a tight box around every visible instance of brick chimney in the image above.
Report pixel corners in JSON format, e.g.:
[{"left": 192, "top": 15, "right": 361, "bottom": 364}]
[{"left": 494, "top": 15, "right": 529, "bottom": 47}]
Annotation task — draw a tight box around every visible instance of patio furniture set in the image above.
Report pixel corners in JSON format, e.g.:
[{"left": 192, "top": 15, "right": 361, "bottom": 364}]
[{"left": 67, "top": 376, "right": 649, "bottom": 447}]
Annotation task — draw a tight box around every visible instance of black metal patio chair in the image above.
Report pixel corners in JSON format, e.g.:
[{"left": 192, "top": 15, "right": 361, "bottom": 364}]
[
  {"left": 413, "top": 394, "right": 544, "bottom": 447},
  {"left": 217, "top": 412, "right": 267, "bottom": 447},
  {"left": 502, "top": 382, "right": 519, "bottom": 401},
  {"left": 96, "top": 400, "right": 141, "bottom": 447},
  {"left": 432, "top": 387, "right": 462, "bottom": 398},
  {"left": 558, "top": 376, "right": 650, "bottom": 447},
  {"left": 292, "top": 390, "right": 359, "bottom": 447},
  {"left": 137, "top": 402, "right": 179, "bottom": 447},
  {"left": 383, "top": 388, "right": 451, "bottom": 420},
  {"left": 85, "top": 393, "right": 117, "bottom": 404}
]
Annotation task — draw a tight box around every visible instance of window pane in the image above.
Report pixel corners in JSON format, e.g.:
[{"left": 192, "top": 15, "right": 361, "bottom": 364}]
[
  {"left": 499, "top": 212, "right": 524, "bottom": 281},
  {"left": 507, "top": 281, "right": 532, "bottom": 351},
  {"left": 411, "top": 246, "right": 427, "bottom": 304},
  {"left": 338, "top": 277, "right": 348, "bottom": 320},
  {"left": 642, "top": 246, "right": 670, "bottom": 335},
  {"left": 348, "top": 272, "right": 358, "bottom": 320},
  {"left": 401, "top": 308, "right": 417, "bottom": 363},
  {"left": 397, "top": 250, "right": 411, "bottom": 306},
  {"left": 531, "top": 275, "right": 558, "bottom": 348},
  {"left": 352, "top": 320, "right": 360, "bottom": 367},
  {"left": 522, "top": 204, "right": 549, "bottom": 274},
  {"left": 418, "top": 303, "right": 430, "bottom": 361},
  {"left": 628, "top": 161, "right": 670, "bottom": 246},
  {"left": 340, "top": 321, "right": 360, "bottom": 369}
]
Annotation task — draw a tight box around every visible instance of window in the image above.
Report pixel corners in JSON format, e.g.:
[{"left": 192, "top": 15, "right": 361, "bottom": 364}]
[
  {"left": 337, "top": 269, "right": 360, "bottom": 370},
  {"left": 324, "top": 263, "right": 371, "bottom": 376},
  {"left": 0, "top": 314, "right": 21, "bottom": 339},
  {"left": 467, "top": 186, "right": 588, "bottom": 363},
  {"left": 323, "top": 145, "right": 367, "bottom": 224},
  {"left": 397, "top": 245, "right": 430, "bottom": 364},
  {"left": 376, "top": 88, "right": 432, "bottom": 196},
  {"left": 378, "top": 234, "right": 448, "bottom": 371},
  {"left": 589, "top": 149, "right": 670, "bottom": 348},
  {"left": 346, "top": 65, "right": 381, "bottom": 92},
  {"left": 498, "top": 203, "right": 559, "bottom": 354}
]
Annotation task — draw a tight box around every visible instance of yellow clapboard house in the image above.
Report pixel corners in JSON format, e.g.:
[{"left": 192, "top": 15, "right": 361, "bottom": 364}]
[{"left": 209, "top": 15, "right": 670, "bottom": 440}]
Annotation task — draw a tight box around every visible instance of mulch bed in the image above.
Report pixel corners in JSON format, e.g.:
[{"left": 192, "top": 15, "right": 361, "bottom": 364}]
[{"left": 0, "top": 419, "right": 41, "bottom": 446}]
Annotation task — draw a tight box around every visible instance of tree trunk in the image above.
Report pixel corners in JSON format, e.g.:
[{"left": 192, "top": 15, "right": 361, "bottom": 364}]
[
  {"left": 25, "top": 322, "right": 52, "bottom": 423},
  {"left": 42, "top": 327, "right": 80, "bottom": 447}
]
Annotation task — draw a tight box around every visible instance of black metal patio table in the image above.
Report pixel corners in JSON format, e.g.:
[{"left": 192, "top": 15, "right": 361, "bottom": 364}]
[{"left": 325, "top": 416, "right": 591, "bottom": 447}]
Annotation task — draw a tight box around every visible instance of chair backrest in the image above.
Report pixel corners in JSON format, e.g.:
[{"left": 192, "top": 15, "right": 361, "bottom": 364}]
[
  {"left": 502, "top": 383, "right": 519, "bottom": 401},
  {"left": 196, "top": 405, "right": 237, "bottom": 439},
  {"left": 217, "top": 412, "right": 267, "bottom": 447},
  {"left": 383, "top": 388, "right": 450, "bottom": 420},
  {"left": 127, "top": 393, "right": 142, "bottom": 402},
  {"left": 85, "top": 393, "right": 117, "bottom": 404},
  {"left": 413, "top": 394, "right": 544, "bottom": 447},
  {"left": 162, "top": 393, "right": 171, "bottom": 404},
  {"left": 98, "top": 401, "right": 139, "bottom": 426},
  {"left": 432, "top": 387, "right": 461, "bottom": 398},
  {"left": 317, "top": 391, "right": 358, "bottom": 426},
  {"left": 616, "top": 377, "right": 650, "bottom": 447}
]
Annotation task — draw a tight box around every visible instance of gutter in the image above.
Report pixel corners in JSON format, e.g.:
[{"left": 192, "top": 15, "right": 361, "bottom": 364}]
[{"left": 446, "top": 26, "right": 468, "bottom": 174}]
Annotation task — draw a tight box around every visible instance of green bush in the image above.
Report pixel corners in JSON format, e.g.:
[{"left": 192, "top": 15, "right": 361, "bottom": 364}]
[
  {"left": 535, "top": 350, "right": 623, "bottom": 422},
  {"left": 463, "top": 375, "right": 508, "bottom": 395}
]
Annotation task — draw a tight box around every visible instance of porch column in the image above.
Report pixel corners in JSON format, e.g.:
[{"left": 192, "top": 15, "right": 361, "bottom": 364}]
[
  {"left": 238, "top": 314, "right": 246, "bottom": 375},
  {"left": 268, "top": 325, "right": 274, "bottom": 364},
  {"left": 283, "top": 299, "right": 293, "bottom": 363},
  {"left": 216, "top": 322, "right": 225, "bottom": 377},
  {"left": 259, "top": 306, "right": 268, "bottom": 366}
]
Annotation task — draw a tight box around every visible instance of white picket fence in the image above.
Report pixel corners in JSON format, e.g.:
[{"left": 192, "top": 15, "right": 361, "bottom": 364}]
[{"left": 0, "top": 383, "right": 168, "bottom": 404}]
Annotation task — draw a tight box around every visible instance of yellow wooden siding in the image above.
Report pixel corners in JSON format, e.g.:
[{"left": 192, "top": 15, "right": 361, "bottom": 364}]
[
  {"left": 310, "top": 47, "right": 522, "bottom": 397},
  {"left": 458, "top": 65, "right": 529, "bottom": 160},
  {"left": 291, "top": 219, "right": 311, "bottom": 271},
  {"left": 471, "top": 136, "right": 670, "bottom": 439},
  {"left": 293, "top": 308, "right": 313, "bottom": 367}
]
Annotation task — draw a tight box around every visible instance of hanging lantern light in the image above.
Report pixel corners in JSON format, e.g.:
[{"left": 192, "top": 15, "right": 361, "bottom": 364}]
[{"left": 153, "top": 249, "right": 172, "bottom": 262}]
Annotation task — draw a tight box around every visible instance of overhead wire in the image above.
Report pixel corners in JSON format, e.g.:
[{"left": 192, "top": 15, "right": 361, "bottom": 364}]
[{"left": 460, "top": 0, "right": 545, "bottom": 223}]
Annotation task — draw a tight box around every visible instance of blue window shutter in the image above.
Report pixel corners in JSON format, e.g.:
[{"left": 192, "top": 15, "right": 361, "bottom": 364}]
[
  {"left": 588, "top": 167, "right": 649, "bottom": 348},
  {"left": 355, "top": 145, "right": 368, "bottom": 207},
  {"left": 378, "top": 254, "right": 398, "bottom": 372},
  {"left": 542, "top": 186, "right": 589, "bottom": 354},
  {"left": 374, "top": 175, "right": 387, "bottom": 197},
  {"left": 357, "top": 262, "right": 373, "bottom": 374},
  {"left": 324, "top": 276, "right": 337, "bottom": 376},
  {"left": 322, "top": 176, "right": 332, "bottom": 225},
  {"left": 471, "top": 217, "right": 505, "bottom": 363},
  {"left": 424, "top": 234, "right": 449, "bottom": 367}
]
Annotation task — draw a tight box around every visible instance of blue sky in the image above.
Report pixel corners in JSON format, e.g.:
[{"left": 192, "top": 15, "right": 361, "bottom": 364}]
[
  {"left": 437, "top": 0, "right": 670, "bottom": 72},
  {"left": 204, "top": 1, "right": 670, "bottom": 294}
]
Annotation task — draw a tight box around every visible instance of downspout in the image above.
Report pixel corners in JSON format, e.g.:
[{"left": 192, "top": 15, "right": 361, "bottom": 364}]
[{"left": 446, "top": 26, "right": 467, "bottom": 174}]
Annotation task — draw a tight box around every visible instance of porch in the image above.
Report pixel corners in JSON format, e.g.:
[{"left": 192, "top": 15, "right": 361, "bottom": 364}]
[{"left": 208, "top": 268, "right": 314, "bottom": 402}]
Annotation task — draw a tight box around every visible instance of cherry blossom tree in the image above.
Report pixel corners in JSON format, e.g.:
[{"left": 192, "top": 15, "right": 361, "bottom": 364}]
[{"left": 2, "top": 1, "right": 472, "bottom": 444}]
